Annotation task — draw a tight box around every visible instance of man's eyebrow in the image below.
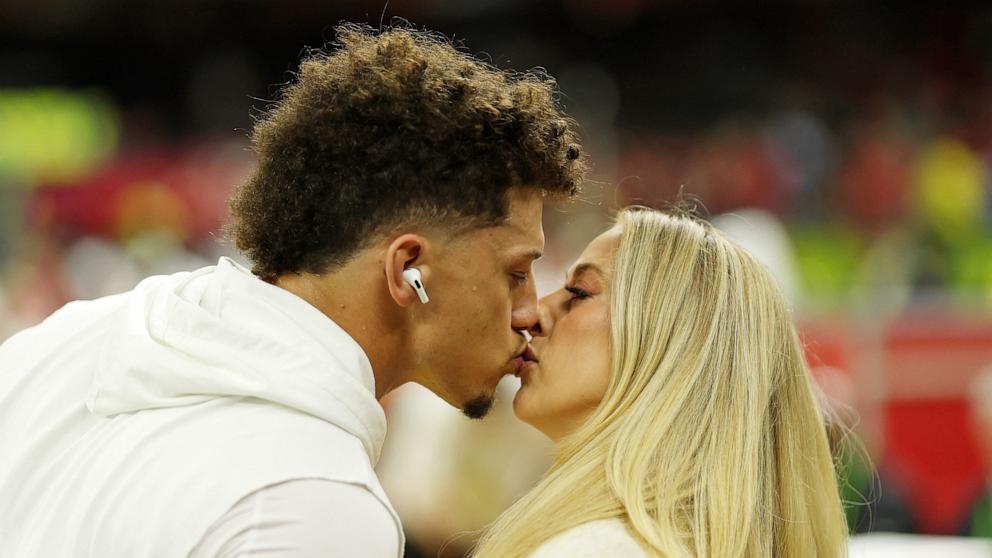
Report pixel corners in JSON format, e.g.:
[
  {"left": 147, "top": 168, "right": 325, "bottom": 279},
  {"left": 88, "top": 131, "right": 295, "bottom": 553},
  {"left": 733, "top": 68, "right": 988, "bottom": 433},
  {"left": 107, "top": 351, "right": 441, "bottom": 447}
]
[
  {"left": 514, "top": 249, "right": 543, "bottom": 262},
  {"left": 565, "top": 262, "right": 605, "bottom": 282}
]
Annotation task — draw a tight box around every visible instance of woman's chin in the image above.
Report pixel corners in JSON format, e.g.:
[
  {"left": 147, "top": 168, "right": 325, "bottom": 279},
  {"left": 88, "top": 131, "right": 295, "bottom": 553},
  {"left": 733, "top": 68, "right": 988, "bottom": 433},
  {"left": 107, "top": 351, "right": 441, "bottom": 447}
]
[
  {"left": 512, "top": 380, "right": 538, "bottom": 426},
  {"left": 511, "top": 382, "right": 529, "bottom": 417},
  {"left": 513, "top": 364, "right": 561, "bottom": 436}
]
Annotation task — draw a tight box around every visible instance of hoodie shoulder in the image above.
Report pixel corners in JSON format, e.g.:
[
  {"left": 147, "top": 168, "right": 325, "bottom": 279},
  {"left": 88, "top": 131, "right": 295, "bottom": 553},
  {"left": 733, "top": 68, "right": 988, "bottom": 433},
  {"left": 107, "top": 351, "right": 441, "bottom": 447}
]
[{"left": 0, "top": 292, "right": 130, "bottom": 367}]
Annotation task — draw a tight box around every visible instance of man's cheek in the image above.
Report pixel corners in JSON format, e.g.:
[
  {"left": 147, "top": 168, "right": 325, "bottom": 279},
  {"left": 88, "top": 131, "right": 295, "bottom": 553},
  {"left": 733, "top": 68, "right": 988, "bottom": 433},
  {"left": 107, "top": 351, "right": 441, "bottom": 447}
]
[{"left": 476, "top": 311, "right": 496, "bottom": 337}]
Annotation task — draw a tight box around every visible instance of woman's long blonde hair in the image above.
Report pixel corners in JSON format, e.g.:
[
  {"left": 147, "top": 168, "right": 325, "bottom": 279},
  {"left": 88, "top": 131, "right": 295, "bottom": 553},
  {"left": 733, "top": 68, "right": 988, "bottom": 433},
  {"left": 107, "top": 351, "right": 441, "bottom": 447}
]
[{"left": 473, "top": 207, "right": 848, "bottom": 557}]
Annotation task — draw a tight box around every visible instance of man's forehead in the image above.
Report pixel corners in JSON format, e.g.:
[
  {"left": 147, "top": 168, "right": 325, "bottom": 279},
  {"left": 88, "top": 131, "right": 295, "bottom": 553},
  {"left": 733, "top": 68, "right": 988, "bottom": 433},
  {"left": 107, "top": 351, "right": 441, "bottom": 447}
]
[
  {"left": 493, "top": 188, "right": 546, "bottom": 255},
  {"left": 488, "top": 220, "right": 545, "bottom": 260}
]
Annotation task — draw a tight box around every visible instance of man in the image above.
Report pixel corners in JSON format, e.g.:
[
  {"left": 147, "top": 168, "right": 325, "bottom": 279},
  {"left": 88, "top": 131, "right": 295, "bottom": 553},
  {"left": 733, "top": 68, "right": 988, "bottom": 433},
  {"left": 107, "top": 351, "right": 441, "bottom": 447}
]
[{"left": 0, "top": 23, "right": 584, "bottom": 557}]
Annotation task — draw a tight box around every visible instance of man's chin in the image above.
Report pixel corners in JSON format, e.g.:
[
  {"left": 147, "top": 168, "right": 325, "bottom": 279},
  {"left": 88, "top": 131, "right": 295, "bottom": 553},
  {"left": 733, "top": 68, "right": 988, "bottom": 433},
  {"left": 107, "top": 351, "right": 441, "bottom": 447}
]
[{"left": 461, "top": 393, "right": 495, "bottom": 420}]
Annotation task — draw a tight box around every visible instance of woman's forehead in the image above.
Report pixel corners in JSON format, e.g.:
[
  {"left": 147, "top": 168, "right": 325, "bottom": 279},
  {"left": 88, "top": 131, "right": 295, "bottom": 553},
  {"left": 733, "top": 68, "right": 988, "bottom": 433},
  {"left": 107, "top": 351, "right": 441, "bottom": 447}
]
[{"left": 568, "top": 228, "right": 622, "bottom": 280}]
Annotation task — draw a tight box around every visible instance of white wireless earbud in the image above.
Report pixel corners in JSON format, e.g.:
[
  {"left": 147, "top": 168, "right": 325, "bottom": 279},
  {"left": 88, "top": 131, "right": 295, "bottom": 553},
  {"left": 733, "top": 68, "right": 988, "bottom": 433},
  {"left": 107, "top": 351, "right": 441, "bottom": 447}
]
[{"left": 402, "top": 267, "right": 430, "bottom": 304}]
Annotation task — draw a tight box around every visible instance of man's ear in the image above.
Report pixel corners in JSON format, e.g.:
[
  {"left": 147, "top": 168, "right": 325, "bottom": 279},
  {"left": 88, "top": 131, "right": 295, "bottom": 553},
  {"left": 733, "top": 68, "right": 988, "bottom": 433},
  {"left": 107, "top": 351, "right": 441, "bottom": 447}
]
[{"left": 384, "top": 234, "right": 429, "bottom": 307}]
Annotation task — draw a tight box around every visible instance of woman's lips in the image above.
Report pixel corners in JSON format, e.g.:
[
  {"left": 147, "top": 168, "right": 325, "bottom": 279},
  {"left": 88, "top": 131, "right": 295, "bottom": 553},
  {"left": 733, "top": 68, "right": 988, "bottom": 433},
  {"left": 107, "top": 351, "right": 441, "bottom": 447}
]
[
  {"left": 523, "top": 344, "right": 540, "bottom": 363},
  {"left": 514, "top": 345, "right": 540, "bottom": 376},
  {"left": 518, "top": 360, "right": 537, "bottom": 381}
]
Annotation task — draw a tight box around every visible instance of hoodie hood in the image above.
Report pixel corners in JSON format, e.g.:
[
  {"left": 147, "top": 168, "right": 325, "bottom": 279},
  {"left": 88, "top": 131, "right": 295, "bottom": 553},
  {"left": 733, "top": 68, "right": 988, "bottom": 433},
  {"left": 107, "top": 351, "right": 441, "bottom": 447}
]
[{"left": 86, "top": 257, "right": 386, "bottom": 464}]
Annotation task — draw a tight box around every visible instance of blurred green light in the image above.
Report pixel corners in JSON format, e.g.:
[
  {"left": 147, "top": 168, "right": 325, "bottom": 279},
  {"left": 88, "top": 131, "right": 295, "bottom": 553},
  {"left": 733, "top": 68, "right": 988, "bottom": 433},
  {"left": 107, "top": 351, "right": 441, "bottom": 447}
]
[{"left": 0, "top": 88, "right": 119, "bottom": 187}]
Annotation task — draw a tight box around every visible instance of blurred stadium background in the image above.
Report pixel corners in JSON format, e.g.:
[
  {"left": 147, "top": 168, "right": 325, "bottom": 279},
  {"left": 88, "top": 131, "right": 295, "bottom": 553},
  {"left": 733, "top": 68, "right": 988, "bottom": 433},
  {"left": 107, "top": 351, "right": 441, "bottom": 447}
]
[{"left": 3, "top": 1, "right": 992, "bottom": 555}]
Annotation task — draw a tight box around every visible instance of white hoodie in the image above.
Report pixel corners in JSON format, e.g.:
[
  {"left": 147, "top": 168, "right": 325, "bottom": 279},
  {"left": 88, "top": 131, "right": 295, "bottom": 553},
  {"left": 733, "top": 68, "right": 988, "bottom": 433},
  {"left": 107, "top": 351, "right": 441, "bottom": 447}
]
[{"left": 0, "top": 257, "right": 404, "bottom": 557}]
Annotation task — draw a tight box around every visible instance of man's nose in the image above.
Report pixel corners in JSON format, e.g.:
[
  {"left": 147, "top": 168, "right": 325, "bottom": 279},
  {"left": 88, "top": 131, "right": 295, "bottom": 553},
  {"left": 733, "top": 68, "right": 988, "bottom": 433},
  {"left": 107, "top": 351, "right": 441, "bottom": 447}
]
[
  {"left": 511, "top": 295, "right": 539, "bottom": 334},
  {"left": 511, "top": 282, "right": 540, "bottom": 334}
]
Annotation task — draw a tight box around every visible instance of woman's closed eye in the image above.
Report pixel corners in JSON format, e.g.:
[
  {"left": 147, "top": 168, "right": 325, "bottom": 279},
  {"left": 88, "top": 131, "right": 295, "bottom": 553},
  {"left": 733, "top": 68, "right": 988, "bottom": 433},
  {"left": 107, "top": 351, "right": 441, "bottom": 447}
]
[{"left": 565, "top": 286, "right": 591, "bottom": 306}]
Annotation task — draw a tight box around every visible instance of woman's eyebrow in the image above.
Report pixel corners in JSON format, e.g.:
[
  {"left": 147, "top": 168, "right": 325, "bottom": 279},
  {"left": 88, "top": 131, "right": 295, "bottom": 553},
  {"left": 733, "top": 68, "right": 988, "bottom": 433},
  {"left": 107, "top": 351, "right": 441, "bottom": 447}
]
[{"left": 565, "top": 262, "right": 605, "bottom": 282}]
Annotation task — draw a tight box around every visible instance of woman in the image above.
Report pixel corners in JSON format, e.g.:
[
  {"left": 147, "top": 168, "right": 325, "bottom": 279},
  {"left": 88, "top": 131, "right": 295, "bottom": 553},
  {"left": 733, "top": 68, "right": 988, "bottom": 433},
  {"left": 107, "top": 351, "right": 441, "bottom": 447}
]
[{"left": 473, "top": 207, "right": 848, "bottom": 557}]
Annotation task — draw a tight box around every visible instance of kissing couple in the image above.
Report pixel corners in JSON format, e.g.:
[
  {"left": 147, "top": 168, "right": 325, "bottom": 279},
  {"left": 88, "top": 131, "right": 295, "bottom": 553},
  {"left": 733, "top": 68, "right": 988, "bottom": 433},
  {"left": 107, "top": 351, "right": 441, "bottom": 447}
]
[{"left": 0, "top": 23, "right": 847, "bottom": 558}]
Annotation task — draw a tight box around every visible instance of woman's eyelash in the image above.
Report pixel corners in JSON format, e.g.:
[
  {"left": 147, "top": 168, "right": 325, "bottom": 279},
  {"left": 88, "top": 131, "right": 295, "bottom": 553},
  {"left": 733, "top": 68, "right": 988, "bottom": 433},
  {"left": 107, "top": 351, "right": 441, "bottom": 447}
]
[
  {"left": 511, "top": 272, "right": 529, "bottom": 286},
  {"left": 565, "top": 286, "right": 591, "bottom": 300}
]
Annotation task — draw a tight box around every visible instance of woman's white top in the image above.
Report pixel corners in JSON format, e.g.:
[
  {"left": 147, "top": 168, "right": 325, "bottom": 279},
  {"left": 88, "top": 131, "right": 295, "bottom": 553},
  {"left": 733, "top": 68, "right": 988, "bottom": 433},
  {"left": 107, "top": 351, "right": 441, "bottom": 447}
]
[{"left": 530, "top": 519, "right": 650, "bottom": 558}]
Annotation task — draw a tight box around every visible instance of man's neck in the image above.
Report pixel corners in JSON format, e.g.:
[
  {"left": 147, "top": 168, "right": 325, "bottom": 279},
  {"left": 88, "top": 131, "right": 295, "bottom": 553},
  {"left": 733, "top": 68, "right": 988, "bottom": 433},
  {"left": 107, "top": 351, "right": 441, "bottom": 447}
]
[{"left": 273, "top": 269, "right": 408, "bottom": 399}]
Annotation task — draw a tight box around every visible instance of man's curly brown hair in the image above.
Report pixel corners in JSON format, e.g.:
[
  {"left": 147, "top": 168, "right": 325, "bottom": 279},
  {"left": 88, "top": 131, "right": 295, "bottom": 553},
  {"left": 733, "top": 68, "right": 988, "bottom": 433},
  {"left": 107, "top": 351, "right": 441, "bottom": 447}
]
[{"left": 227, "top": 23, "right": 586, "bottom": 281}]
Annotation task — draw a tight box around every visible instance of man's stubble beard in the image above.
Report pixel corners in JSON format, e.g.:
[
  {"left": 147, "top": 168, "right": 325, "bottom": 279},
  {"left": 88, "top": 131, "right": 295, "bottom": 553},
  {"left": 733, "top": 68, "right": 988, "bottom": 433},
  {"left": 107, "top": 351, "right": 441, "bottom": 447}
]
[{"left": 461, "top": 393, "right": 495, "bottom": 419}]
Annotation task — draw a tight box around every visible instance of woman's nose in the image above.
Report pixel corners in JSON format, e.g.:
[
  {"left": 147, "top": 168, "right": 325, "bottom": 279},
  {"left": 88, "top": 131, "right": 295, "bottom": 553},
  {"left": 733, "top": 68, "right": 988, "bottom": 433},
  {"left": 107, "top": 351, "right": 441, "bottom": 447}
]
[{"left": 528, "top": 295, "right": 555, "bottom": 338}]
